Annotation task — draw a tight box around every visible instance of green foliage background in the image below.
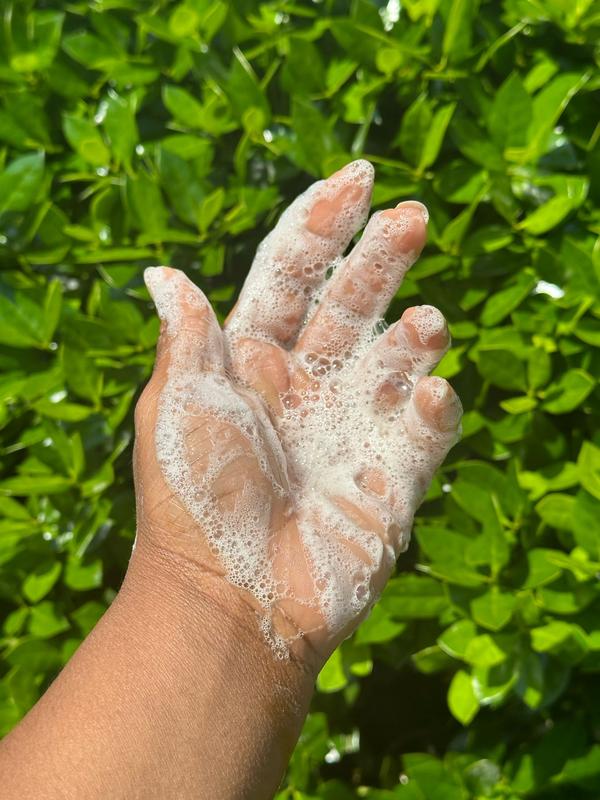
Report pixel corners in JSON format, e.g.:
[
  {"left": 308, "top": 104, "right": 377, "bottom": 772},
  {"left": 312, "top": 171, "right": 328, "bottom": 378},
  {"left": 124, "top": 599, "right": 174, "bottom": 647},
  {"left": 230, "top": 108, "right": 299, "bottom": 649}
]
[{"left": 0, "top": 0, "right": 599, "bottom": 796}]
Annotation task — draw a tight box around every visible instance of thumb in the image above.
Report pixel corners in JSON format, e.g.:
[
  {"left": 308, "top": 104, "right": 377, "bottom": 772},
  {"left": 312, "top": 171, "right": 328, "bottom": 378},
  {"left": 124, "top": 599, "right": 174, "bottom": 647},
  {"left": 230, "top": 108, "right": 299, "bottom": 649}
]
[{"left": 144, "top": 266, "right": 224, "bottom": 374}]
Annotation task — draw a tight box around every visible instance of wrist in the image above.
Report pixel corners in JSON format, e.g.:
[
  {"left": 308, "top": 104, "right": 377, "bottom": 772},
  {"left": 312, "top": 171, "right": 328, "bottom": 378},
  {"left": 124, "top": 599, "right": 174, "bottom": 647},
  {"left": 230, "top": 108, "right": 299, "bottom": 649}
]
[
  {"left": 119, "top": 539, "right": 317, "bottom": 797},
  {"left": 122, "top": 536, "right": 319, "bottom": 695}
]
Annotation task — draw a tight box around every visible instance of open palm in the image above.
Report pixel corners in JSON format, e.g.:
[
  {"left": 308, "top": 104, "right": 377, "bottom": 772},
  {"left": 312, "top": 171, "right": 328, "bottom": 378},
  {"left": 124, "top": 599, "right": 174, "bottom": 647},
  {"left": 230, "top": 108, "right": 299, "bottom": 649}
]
[{"left": 134, "top": 160, "right": 462, "bottom": 665}]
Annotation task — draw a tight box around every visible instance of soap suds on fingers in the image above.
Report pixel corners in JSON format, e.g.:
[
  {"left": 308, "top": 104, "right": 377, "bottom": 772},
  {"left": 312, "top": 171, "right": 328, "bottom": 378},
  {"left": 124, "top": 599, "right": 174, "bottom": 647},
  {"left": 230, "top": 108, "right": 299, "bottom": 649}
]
[{"left": 144, "top": 163, "right": 461, "bottom": 657}]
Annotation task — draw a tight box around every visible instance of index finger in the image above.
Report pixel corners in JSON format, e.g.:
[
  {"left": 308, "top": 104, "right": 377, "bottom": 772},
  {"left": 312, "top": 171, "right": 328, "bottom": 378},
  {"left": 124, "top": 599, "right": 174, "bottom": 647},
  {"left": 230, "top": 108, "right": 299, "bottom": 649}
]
[{"left": 225, "top": 160, "right": 374, "bottom": 348}]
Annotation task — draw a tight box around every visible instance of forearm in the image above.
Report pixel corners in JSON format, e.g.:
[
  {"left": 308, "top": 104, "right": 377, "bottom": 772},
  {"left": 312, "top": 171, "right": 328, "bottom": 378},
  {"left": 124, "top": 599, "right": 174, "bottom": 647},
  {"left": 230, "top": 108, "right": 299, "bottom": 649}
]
[{"left": 0, "top": 543, "right": 316, "bottom": 800}]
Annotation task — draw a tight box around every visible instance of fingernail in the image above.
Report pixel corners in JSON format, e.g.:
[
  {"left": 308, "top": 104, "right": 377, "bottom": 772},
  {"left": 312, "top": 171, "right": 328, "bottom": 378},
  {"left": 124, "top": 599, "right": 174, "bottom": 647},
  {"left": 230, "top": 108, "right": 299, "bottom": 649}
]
[
  {"left": 428, "top": 378, "right": 462, "bottom": 432},
  {"left": 395, "top": 200, "right": 429, "bottom": 224}
]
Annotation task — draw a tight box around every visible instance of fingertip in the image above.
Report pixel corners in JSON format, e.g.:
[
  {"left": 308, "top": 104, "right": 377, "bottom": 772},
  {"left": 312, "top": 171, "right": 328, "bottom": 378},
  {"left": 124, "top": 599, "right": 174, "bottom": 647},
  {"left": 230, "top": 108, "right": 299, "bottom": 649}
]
[
  {"left": 329, "top": 158, "right": 375, "bottom": 184},
  {"left": 395, "top": 200, "right": 429, "bottom": 224},
  {"left": 414, "top": 376, "right": 462, "bottom": 434},
  {"left": 307, "top": 160, "right": 374, "bottom": 238},
  {"left": 400, "top": 305, "right": 449, "bottom": 352},
  {"left": 378, "top": 202, "right": 428, "bottom": 254},
  {"left": 144, "top": 266, "right": 210, "bottom": 331},
  {"left": 144, "top": 265, "right": 186, "bottom": 299},
  {"left": 144, "top": 265, "right": 168, "bottom": 295}
]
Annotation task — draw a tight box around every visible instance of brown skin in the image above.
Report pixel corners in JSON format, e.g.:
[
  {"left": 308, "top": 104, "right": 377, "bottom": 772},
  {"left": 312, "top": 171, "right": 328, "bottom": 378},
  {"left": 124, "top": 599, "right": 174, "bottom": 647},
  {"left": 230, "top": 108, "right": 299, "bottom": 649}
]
[
  {"left": 0, "top": 547, "right": 314, "bottom": 800},
  {"left": 0, "top": 162, "right": 461, "bottom": 799}
]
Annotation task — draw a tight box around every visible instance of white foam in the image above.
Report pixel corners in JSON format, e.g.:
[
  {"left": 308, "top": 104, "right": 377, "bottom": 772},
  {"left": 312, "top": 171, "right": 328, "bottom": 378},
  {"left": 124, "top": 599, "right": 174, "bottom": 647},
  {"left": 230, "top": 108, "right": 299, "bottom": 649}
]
[
  {"left": 406, "top": 304, "right": 446, "bottom": 345},
  {"left": 146, "top": 166, "right": 459, "bottom": 656},
  {"left": 226, "top": 159, "right": 374, "bottom": 348}
]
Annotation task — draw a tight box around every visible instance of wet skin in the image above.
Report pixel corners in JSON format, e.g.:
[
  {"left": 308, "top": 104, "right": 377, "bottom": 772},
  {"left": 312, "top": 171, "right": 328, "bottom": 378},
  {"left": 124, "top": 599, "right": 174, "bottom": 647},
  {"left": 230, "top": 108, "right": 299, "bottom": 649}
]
[{"left": 139, "top": 160, "right": 462, "bottom": 666}]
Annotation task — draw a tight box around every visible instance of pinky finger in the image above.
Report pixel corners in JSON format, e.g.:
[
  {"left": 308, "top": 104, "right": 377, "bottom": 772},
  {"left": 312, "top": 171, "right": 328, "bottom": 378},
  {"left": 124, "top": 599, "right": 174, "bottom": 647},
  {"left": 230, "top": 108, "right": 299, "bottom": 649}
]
[{"left": 405, "top": 376, "right": 462, "bottom": 457}]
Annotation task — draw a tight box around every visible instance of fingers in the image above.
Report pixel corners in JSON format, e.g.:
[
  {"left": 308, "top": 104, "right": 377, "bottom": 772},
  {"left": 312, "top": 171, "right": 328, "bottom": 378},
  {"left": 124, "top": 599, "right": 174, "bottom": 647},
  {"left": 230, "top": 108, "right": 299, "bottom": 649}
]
[
  {"left": 295, "top": 201, "right": 428, "bottom": 360},
  {"left": 225, "top": 159, "right": 374, "bottom": 348},
  {"left": 351, "top": 376, "right": 461, "bottom": 535},
  {"left": 404, "top": 376, "right": 462, "bottom": 453},
  {"left": 144, "top": 266, "right": 223, "bottom": 374},
  {"left": 362, "top": 305, "right": 450, "bottom": 411}
]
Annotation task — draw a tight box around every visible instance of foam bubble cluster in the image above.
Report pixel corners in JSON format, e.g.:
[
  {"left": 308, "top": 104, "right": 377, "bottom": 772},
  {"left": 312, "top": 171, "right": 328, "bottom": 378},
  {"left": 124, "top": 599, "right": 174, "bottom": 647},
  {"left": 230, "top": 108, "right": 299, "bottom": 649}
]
[
  {"left": 226, "top": 159, "right": 374, "bottom": 347},
  {"left": 146, "top": 167, "right": 458, "bottom": 657}
]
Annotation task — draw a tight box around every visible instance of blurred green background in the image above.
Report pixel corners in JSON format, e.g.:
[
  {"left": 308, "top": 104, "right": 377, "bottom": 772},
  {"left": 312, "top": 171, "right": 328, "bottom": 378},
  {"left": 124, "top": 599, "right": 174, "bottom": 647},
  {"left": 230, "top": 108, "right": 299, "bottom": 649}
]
[{"left": 0, "top": 0, "right": 599, "bottom": 796}]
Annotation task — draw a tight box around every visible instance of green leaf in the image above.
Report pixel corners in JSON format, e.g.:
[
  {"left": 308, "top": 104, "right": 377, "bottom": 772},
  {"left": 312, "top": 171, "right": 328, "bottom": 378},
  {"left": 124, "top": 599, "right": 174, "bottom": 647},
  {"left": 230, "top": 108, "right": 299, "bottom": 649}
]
[
  {"left": 532, "top": 622, "right": 588, "bottom": 665},
  {"left": 556, "top": 745, "right": 600, "bottom": 786},
  {"left": 64, "top": 557, "right": 103, "bottom": 591},
  {"left": 0, "top": 287, "right": 50, "bottom": 348},
  {"left": 451, "top": 115, "right": 504, "bottom": 170},
  {"left": 403, "top": 753, "right": 465, "bottom": 800},
  {"left": 380, "top": 575, "right": 447, "bottom": 619},
  {"left": 480, "top": 272, "right": 537, "bottom": 326},
  {"left": 470, "top": 588, "right": 516, "bottom": 631},
  {"left": 464, "top": 634, "right": 508, "bottom": 667},
  {"left": 397, "top": 95, "right": 432, "bottom": 167},
  {"left": 355, "top": 604, "right": 406, "bottom": 645},
  {"left": 198, "top": 187, "right": 225, "bottom": 233},
  {"left": 543, "top": 369, "right": 595, "bottom": 414},
  {"left": 448, "top": 670, "right": 479, "bottom": 725},
  {"left": 572, "top": 491, "right": 600, "bottom": 559},
  {"left": 71, "top": 601, "right": 105, "bottom": 635},
  {"left": 577, "top": 441, "right": 600, "bottom": 501},
  {"left": 488, "top": 72, "right": 532, "bottom": 149},
  {"left": 524, "top": 72, "right": 589, "bottom": 161},
  {"left": 412, "top": 645, "right": 454, "bottom": 674},
  {"left": 225, "top": 50, "right": 270, "bottom": 123},
  {"left": 291, "top": 97, "right": 342, "bottom": 175},
  {"left": 522, "top": 548, "right": 563, "bottom": 589},
  {"left": 537, "top": 578, "right": 596, "bottom": 614},
  {"left": 531, "top": 621, "right": 571, "bottom": 651},
  {"left": 28, "top": 601, "right": 70, "bottom": 638},
  {"left": 63, "top": 114, "right": 110, "bottom": 166},
  {"left": 518, "top": 195, "right": 574, "bottom": 235},
  {"left": 500, "top": 395, "right": 537, "bottom": 414},
  {"left": 575, "top": 319, "right": 600, "bottom": 347},
  {"left": 317, "top": 647, "right": 347, "bottom": 693},
  {"left": 433, "top": 161, "right": 487, "bottom": 204},
  {"left": 416, "top": 525, "right": 472, "bottom": 564},
  {"left": 126, "top": 172, "right": 169, "bottom": 232},
  {"left": 42, "top": 280, "right": 63, "bottom": 346},
  {"left": 61, "top": 346, "right": 103, "bottom": 405},
  {"left": 6, "top": 639, "right": 61, "bottom": 672},
  {"left": 528, "top": 348, "right": 552, "bottom": 390},
  {"left": 22, "top": 562, "right": 62, "bottom": 603},
  {"left": 463, "top": 224, "right": 513, "bottom": 255},
  {"left": 0, "top": 475, "right": 73, "bottom": 495},
  {"left": 442, "top": 0, "right": 479, "bottom": 61},
  {"left": 466, "top": 516, "right": 511, "bottom": 576},
  {"left": 282, "top": 37, "right": 326, "bottom": 96},
  {"left": 419, "top": 103, "right": 456, "bottom": 171},
  {"left": 99, "top": 90, "right": 138, "bottom": 169},
  {"left": 32, "top": 398, "right": 93, "bottom": 421},
  {"left": 476, "top": 348, "right": 526, "bottom": 391},
  {"left": 62, "top": 31, "right": 123, "bottom": 69},
  {"left": 168, "top": 3, "right": 200, "bottom": 38},
  {"left": 0, "top": 152, "right": 45, "bottom": 214},
  {"left": 438, "top": 619, "right": 477, "bottom": 659},
  {"left": 10, "top": 10, "right": 64, "bottom": 73},
  {"left": 4, "top": 608, "right": 30, "bottom": 636},
  {"left": 535, "top": 493, "right": 575, "bottom": 529},
  {"left": 162, "top": 85, "right": 207, "bottom": 130}
]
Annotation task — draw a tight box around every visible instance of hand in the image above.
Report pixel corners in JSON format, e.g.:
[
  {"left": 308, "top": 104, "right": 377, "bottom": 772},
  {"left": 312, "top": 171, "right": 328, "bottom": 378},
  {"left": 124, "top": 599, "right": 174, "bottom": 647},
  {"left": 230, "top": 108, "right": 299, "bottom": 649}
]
[{"left": 135, "top": 160, "right": 462, "bottom": 670}]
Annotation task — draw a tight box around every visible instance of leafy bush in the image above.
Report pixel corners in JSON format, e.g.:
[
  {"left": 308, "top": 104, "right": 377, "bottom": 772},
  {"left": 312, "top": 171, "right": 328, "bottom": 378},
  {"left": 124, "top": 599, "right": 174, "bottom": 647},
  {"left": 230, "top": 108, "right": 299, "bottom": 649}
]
[{"left": 0, "top": 0, "right": 599, "bottom": 796}]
